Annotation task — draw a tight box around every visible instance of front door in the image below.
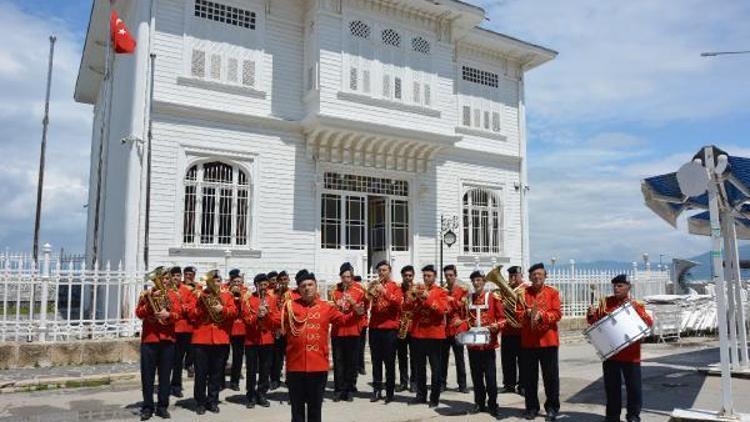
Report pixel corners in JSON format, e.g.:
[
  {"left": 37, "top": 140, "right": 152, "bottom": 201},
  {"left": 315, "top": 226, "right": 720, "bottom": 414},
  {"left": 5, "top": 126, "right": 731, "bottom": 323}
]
[
  {"left": 367, "top": 196, "right": 411, "bottom": 276},
  {"left": 319, "top": 193, "right": 368, "bottom": 280}
]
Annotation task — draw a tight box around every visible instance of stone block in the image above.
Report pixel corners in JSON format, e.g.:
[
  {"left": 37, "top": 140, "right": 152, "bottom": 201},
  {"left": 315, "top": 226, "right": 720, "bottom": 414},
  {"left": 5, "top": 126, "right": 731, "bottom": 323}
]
[
  {"left": 81, "top": 340, "right": 121, "bottom": 365},
  {"left": 48, "top": 342, "right": 83, "bottom": 366},
  {"left": 0, "top": 344, "right": 17, "bottom": 370},
  {"left": 120, "top": 339, "right": 140, "bottom": 363},
  {"left": 16, "top": 343, "right": 51, "bottom": 368}
]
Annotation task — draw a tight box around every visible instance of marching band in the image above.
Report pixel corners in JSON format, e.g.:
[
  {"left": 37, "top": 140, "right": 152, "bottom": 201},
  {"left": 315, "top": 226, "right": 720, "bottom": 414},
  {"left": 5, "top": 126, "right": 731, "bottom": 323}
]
[{"left": 136, "top": 262, "right": 649, "bottom": 422}]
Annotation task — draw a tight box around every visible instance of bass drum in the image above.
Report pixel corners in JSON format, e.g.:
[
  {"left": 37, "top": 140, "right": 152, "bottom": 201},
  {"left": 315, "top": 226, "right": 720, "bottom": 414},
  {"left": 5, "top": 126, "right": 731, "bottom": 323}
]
[
  {"left": 584, "top": 301, "right": 651, "bottom": 361},
  {"left": 457, "top": 327, "right": 492, "bottom": 346}
]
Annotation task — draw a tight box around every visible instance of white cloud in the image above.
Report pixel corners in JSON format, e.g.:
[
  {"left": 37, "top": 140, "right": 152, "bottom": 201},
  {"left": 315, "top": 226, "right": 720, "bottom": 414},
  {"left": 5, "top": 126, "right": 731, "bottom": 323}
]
[{"left": 0, "top": 1, "right": 91, "bottom": 250}]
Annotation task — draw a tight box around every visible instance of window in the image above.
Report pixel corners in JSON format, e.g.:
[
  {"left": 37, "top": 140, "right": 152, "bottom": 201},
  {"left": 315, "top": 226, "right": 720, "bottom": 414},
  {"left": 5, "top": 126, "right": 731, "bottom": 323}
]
[
  {"left": 194, "top": 0, "right": 256, "bottom": 30},
  {"left": 382, "top": 29, "right": 401, "bottom": 47},
  {"left": 349, "top": 67, "right": 358, "bottom": 91},
  {"left": 346, "top": 196, "right": 365, "bottom": 250},
  {"left": 394, "top": 77, "right": 402, "bottom": 100},
  {"left": 183, "top": 161, "right": 251, "bottom": 247},
  {"left": 227, "top": 58, "right": 238, "bottom": 82},
  {"left": 362, "top": 70, "right": 371, "bottom": 93},
  {"left": 424, "top": 84, "right": 431, "bottom": 106},
  {"left": 382, "top": 75, "right": 391, "bottom": 98},
  {"left": 242, "top": 59, "right": 256, "bottom": 86},
  {"left": 462, "top": 106, "right": 471, "bottom": 127},
  {"left": 321, "top": 194, "right": 341, "bottom": 249},
  {"left": 191, "top": 49, "right": 206, "bottom": 78},
  {"left": 462, "top": 188, "right": 501, "bottom": 254},
  {"left": 210, "top": 53, "right": 221, "bottom": 80},
  {"left": 492, "top": 112, "right": 501, "bottom": 132},
  {"left": 350, "top": 20, "right": 371, "bottom": 39},
  {"left": 323, "top": 172, "right": 409, "bottom": 197},
  {"left": 411, "top": 37, "right": 430, "bottom": 55},
  {"left": 391, "top": 200, "right": 409, "bottom": 251},
  {"left": 462, "top": 66, "right": 499, "bottom": 88},
  {"left": 413, "top": 82, "right": 421, "bottom": 103}
]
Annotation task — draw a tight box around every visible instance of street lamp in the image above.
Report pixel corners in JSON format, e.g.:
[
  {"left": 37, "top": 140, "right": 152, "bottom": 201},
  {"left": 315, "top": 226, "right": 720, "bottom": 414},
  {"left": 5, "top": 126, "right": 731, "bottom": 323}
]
[
  {"left": 642, "top": 253, "right": 649, "bottom": 271},
  {"left": 439, "top": 214, "right": 459, "bottom": 286}
]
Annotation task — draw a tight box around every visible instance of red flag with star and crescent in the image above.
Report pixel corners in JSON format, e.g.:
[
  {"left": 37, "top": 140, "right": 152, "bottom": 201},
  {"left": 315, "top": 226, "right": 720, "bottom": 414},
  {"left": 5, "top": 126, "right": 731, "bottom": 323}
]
[{"left": 110, "top": 10, "right": 136, "bottom": 54}]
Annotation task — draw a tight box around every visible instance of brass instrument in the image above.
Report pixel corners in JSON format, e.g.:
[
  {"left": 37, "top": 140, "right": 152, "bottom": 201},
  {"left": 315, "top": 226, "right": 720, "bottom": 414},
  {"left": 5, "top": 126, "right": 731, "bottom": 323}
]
[
  {"left": 200, "top": 270, "right": 224, "bottom": 324},
  {"left": 486, "top": 266, "right": 525, "bottom": 328},
  {"left": 398, "top": 284, "right": 424, "bottom": 340},
  {"left": 145, "top": 266, "right": 171, "bottom": 325}
]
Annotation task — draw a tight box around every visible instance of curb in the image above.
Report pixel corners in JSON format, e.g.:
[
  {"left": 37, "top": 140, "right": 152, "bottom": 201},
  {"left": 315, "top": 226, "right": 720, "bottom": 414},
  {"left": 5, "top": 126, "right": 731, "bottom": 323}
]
[{"left": 0, "top": 371, "right": 140, "bottom": 394}]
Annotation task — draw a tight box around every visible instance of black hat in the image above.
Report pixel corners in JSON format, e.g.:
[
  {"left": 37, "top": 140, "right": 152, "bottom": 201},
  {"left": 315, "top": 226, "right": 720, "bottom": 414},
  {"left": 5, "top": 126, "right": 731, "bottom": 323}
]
[
  {"left": 400, "top": 265, "right": 415, "bottom": 275},
  {"left": 278, "top": 270, "right": 288, "bottom": 278},
  {"left": 421, "top": 264, "right": 436, "bottom": 273},
  {"left": 295, "top": 269, "right": 316, "bottom": 285},
  {"left": 611, "top": 274, "right": 630, "bottom": 285},
  {"left": 469, "top": 270, "right": 484, "bottom": 280},
  {"left": 183, "top": 266, "right": 196, "bottom": 274},
  {"left": 528, "top": 263, "right": 545, "bottom": 274},
  {"left": 229, "top": 268, "right": 241, "bottom": 278},
  {"left": 267, "top": 271, "right": 279, "bottom": 279},
  {"left": 169, "top": 266, "right": 182, "bottom": 275},
  {"left": 507, "top": 266, "right": 522, "bottom": 275},
  {"left": 254, "top": 273, "right": 268, "bottom": 284},
  {"left": 339, "top": 262, "right": 354, "bottom": 276},
  {"left": 375, "top": 260, "right": 391, "bottom": 269},
  {"left": 443, "top": 264, "right": 457, "bottom": 273}
]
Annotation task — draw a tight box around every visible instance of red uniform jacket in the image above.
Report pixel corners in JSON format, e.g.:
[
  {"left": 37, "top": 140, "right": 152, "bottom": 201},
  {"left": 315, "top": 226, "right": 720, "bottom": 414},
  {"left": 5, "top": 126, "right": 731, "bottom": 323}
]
[
  {"left": 587, "top": 296, "right": 653, "bottom": 362},
  {"left": 136, "top": 288, "right": 181, "bottom": 343},
  {"left": 445, "top": 284, "right": 469, "bottom": 337},
  {"left": 188, "top": 289, "right": 238, "bottom": 345},
  {"left": 516, "top": 285, "right": 562, "bottom": 348},
  {"left": 331, "top": 283, "right": 366, "bottom": 337},
  {"left": 404, "top": 284, "right": 449, "bottom": 339},
  {"left": 242, "top": 292, "right": 278, "bottom": 346},
  {"left": 228, "top": 286, "right": 247, "bottom": 337},
  {"left": 456, "top": 291, "right": 505, "bottom": 351},
  {"left": 274, "top": 297, "right": 356, "bottom": 373},
  {"left": 174, "top": 284, "right": 196, "bottom": 334},
  {"left": 368, "top": 280, "right": 403, "bottom": 330}
]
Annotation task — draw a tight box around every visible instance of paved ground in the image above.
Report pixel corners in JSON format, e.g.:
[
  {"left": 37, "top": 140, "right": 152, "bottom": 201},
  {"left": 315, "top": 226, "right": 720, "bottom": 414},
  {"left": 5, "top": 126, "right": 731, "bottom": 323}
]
[{"left": 0, "top": 337, "right": 747, "bottom": 422}]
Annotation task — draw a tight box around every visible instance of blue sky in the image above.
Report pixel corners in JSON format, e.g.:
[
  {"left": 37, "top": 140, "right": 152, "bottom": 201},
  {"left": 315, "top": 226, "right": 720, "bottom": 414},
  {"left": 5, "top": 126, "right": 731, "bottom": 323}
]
[{"left": 0, "top": 0, "right": 748, "bottom": 264}]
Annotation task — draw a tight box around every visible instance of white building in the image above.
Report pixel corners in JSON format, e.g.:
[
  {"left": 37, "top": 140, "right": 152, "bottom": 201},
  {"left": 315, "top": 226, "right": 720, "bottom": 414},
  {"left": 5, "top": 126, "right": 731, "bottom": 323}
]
[{"left": 74, "top": 0, "right": 555, "bottom": 280}]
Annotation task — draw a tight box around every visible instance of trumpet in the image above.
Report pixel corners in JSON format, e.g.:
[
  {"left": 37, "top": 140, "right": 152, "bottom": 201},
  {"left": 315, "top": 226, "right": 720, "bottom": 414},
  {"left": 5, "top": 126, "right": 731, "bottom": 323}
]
[{"left": 145, "top": 266, "right": 171, "bottom": 325}]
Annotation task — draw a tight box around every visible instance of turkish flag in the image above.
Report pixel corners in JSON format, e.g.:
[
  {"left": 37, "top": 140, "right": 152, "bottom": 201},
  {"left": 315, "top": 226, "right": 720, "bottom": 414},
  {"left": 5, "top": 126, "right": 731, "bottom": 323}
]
[{"left": 110, "top": 10, "right": 136, "bottom": 54}]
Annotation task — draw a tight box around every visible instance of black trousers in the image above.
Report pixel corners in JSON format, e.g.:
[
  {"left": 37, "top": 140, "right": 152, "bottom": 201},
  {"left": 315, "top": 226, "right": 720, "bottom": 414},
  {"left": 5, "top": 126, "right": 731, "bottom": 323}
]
[
  {"left": 193, "top": 344, "right": 229, "bottom": 408},
  {"left": 272, "top": 336, "right": 286, "bottom": 383},
  {"left": 230, "top": 335, "right": 245, "bottom": 385},
  {"left": 522, "top": 346, "right": 560, "bottom": 413},
  {"left": 170, "top": 333, "right": 192, "bottom": 392},
  {"left": 501, "top": 334, "right": 523, "bottom": 388},
  {"left": 358, "top": 328, "right": 367, "bottom": 371},
  {"left": 246, "top": 344, "right": 274, "bottom": 401},
  {"left": 141, "top": 341, "right": 175, "bottom": 411},
  {"left": 287, "top": 371, "right": 327, "bottom": 422},
  {"left": 469, "top": 349, "right": 498, "bottom": 408},
  {"left": 397, "top": 336, "right": 415, "bottom": 387},
  {"left": 332, "top": 336, "right": 360, "bottom": 393},
  {"left": 412, "top": 338, "right": 443, "bottom": 403},
  {"left": 603, "top": 361, "right": 642, "bottom": 422},
  {"left": 369, "top": 328, "right": 398, "bottom": 394},
  {"left": 440, "top": 335, "right": 467, "bottom": 389}
]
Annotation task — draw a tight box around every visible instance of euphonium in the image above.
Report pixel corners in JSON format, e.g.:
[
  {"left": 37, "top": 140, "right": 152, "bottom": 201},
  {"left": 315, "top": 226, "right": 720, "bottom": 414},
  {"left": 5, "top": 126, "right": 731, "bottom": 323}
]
[
  {"left": 145, "top": 266, "right": 171, "bottom": 325},
  {"left": 200, "top": 270, "right": 225, "bottom": 324},
  {"left": 486, "top": 265, "right": 525, "bottom": 328}
]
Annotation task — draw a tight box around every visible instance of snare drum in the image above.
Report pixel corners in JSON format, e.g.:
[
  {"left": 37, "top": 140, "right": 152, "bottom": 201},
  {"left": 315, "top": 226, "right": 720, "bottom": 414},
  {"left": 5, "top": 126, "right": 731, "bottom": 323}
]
[
  {"left": 584, "top": 301, "right": 651, "bottom": 361},
  {"left": 457, "top": 327, "right": 492, "bottom": 346}
]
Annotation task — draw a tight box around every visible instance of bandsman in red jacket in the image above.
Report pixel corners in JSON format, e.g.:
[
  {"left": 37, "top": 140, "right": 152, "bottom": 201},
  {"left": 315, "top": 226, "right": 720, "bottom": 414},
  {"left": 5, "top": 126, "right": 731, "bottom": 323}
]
[
  {"left": 136, "top": 266, "right": 181, "bottom": 421},
  {"left": 500, "top": 265, "right": 530, "bottom": 395},
  {"left": 397, "top": 265, "right": 417, "bottom": 393},
  {"left": 330, "top": 262, "right": 367, "bottom": 402},
  {"left": 355, "top": 275, "right": 368, "bottom": 376},
  {"left": 587, "top": 274, "right": 653, "bottom": 422},
  {"left": 404, "top": 265, "right": 448, "bottom": 407},
  {"left": 241, "top": 273, "right": 278, "bottom": 408},
  {"left": 226, "top": 269, "right": 247, "bottom": 391},
  {"left": 454, "top": 270, "right": 506, "bottom": 416},
  {"left": 270, "top": 270, "right": 290, "bottom": 390},
  {"left": 274, "top": 269, "right": 364, "bottom": 422},
  {"left": 188, "top": 270, "right": 238, "bottom": 415},
  {"left": 441, "top": 264, "right": 468, "bottom": 393},
  {"left": 170, "top": 266, "right": 198, "bottom": 397},
  {"left": 516, "top": 263, "right": 562, "bottom": 421},
  {"left": 367, "top": 260, "right": 404, "bottom": 403}
]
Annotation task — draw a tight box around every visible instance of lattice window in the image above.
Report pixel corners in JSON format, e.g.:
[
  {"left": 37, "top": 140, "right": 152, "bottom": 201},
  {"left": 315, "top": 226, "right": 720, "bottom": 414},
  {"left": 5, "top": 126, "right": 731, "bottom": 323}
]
[
  {"left": 463, "top": 188, "right": 501, "bottom": 254},
  {"left": 210, "top": 54, "right": 221, "bottom": 80},
  {"left": 462, "top": 106, "right": 471, "bottom": 126},
  {"left": 345, "top": 196, "right": 365, "bottom": 250},
  {"left": 394, "top": 77, "right": 402, "bottom": 100},
  {"left": 424, "top": 84, "right": 431, "bottom": 106},
  {"left": 462, "top": 65, "right": 499, "bottom": 88},
  {"left": 321, "top": 194, "right": 341, "bottom": 249},
  {"left": 242, "top": 59, "right": 256, "bottom": 87},
  {"left": 492, "top": 112, "right": 501, "bottom": 132},
  {"left": 349, "top": 67, "right": 358, "bottom": 91},
  {"left": 391, "top": 200, "right": 409, "bottom": 251},
  {"left": 183, "top": 161, "right": 251, "bottom": 247},
  {"left": 411, "top": 37, "right": 430, "bottom": 54},
  {"left": 227, "top": 58, "right": 238, "bottom": 82},
  {"left": 382, "top": 29, "right": 401, "bottom": 47},
  {"left": 194, "top": 0, "right": 256, "bottom": 30},
  {"left": 191, "top": 49, "right": 206, "bottom": 78},
  {"left": 350, "top": 20, "right": 371, "bottom": 39},
  {"left": 323, "top": 172, "right": 408, "bottom": 197}
]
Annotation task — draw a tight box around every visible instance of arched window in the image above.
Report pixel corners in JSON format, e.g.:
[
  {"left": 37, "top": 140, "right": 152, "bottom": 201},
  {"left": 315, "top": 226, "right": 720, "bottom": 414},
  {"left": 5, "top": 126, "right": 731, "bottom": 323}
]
[
  {"left": 462, "top": 188, "right": 501, "bottom": 254},
  {"left": 382, "top": 29, "right": 401, "bottom": 47},
  {"left": 411, "top": 37, "right": 430, "bottom": 54},
  {"left": 349, "top": 20, "right": 371, "bottom": 39},
  {"left": 183, "top": 161, "right": 251, "bottom": 247}
]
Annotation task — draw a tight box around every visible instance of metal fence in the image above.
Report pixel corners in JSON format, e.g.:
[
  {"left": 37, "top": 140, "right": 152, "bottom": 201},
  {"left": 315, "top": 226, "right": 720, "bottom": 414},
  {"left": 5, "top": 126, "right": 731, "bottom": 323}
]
[{"left": 0, "top": 247, "right": 669, "bottom": 342}]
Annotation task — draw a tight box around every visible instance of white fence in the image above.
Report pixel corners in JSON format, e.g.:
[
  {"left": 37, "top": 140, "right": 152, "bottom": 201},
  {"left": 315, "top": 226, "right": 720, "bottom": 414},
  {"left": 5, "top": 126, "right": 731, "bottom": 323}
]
[{"left": 0, "top": 247, "right": 669, "bottom": 342}]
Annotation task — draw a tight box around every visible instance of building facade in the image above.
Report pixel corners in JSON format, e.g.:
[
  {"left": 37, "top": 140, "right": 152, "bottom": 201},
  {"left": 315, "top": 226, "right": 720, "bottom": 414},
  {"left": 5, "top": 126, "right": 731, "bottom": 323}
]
[{"left": 74, "top": 0, "right": 555, "bottom": 280}]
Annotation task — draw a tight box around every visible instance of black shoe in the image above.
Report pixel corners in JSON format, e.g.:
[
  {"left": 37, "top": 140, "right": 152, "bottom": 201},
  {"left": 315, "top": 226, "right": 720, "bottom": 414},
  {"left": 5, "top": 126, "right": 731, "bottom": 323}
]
[
  {"left": 488, "top": 405, "right": 499, "bottom": 416},
  {"left": 428, "top": 401, "right": 439, "bottom": 408},
  {"left": 370, "top": 391, "right": 382, "bottom": 402},
  {"left": 195, "top": 406, "right": 206, "bottom": 415},
  {"left": 207, "top": 404, "right": 219, "bottom": 414},
  {"left": 522, "top": 410, "right": 539, "bottom": 420},
  {"left": 257, "top": 396, "right": 270, "bottom": 407},
  {"left": 333, "top": 392, "right": 342, "bottom": 402},
  {"left": 545, "top": 410, "right": 559, "bottom": 421},
  {"left": 170, "top": 387, "right": 183, "bottom": 398},
  {"left": 155, "top": 408, "right": 170, "bottom": 419},
  {"left": 409, "top": 397, "right": 427, "bottom": 405},
  {"left": 229, "top": 382, "right": 240, "bottom": 391},
  {"left": 269, "top": 381, "right": 280, "bottom": 391},
  {"left": 139, "top": 408, "right": 153, "bottom": 421},
  {"left": 469, "top": 404, "right": 486, "bottom": 414},
  {"left": 440, "top": 384, "right": 446, "bottom": 392},
  {"left": 458, "top": 386, "right": 469, "bottom": 394},
  {"left": 409, "top": 383, "right": 416, "bottom": 393},
  {"left": 384, "top": 393, "right": 395, "bottom": 404},
  {"left": 345, "top": 392, "right": 354, "bottom": 402},
  {"left": 396, "top": 384, "right": 407, "bottom": 392},
  {"left": 502, "top": 386, "right": 516, "bottom": 393}
]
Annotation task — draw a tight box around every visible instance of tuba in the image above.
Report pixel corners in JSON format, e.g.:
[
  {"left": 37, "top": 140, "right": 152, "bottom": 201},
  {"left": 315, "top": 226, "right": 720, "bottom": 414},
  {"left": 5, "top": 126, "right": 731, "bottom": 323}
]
[
  {"left": 200, "top": 270, "right": 225, "bottom": 324},
  {"left": 486, "top": 265, "right": 525, "bottom": 329},
  {"left": 145, "top": 266, "right": 172, "bottom": 325}
]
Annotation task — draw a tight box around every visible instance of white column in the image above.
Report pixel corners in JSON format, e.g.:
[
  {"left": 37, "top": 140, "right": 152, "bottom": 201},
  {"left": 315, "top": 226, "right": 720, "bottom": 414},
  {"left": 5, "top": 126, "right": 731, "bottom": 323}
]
[
  {"left": 39, "top": 243, "right": 52, "bottom": 342},
  {"left": 517, "top": 75, "right": 530, "bottom": 270}
]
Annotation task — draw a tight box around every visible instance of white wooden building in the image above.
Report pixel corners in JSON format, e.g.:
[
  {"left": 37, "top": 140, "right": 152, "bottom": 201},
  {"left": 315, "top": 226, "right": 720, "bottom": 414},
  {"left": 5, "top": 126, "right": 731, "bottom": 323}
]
[{"left": 74, "top": 0, "right": 555, "bottom": 279}]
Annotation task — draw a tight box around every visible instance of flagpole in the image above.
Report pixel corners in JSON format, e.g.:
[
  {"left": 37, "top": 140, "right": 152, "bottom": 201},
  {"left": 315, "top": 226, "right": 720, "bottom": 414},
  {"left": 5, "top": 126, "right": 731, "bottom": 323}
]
[
  {"left": 33, "top": 35, "right": 57, "bottom": 265},
  {"left": 143, "top": 53, "right": 156, "bottom": 271}
]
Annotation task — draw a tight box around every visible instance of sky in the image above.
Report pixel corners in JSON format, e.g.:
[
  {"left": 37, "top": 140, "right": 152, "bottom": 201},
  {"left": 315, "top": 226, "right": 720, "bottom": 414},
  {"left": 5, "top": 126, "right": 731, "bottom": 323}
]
[{"left": 0, "top": 0, "right": 748, "bottom": 264}]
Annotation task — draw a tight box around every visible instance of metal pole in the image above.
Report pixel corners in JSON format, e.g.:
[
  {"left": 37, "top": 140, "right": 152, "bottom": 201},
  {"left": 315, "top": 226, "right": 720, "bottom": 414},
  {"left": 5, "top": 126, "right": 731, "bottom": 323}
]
[
  {"left": 725, "top": 213, "right": 750, "bottom": 367},
  {"left": 143, "top": 53, "right": 156, "bottom": 270},
  {"left": 33, "top": 36, "right": 57, "bottom": 264},
  {"left": 722, "top": 212, "right": 740, "bottom": 368},
  {"left": 705, "top": 146, "right": 734, "bottom": 416},
  {"left": 439, "top": 215, "right": 444, "bottom": 287}
]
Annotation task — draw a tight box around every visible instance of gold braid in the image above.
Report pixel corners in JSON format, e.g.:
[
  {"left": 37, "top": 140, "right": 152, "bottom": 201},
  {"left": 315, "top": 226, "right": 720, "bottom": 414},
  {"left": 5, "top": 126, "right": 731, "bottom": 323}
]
[{"left": 283, "top": 297, "right": 309, "bottom": 337}]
